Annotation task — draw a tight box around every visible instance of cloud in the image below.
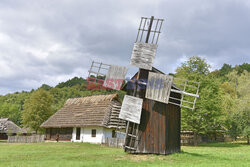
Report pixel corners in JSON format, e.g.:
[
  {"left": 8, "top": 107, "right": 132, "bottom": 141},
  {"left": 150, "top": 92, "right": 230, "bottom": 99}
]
[{"left": 0, "top": 0, "right": 249, "bottom": 94}]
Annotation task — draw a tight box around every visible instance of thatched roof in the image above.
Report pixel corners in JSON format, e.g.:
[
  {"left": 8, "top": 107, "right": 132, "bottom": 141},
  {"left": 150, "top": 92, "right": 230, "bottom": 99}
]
[
  {"left": 19, "top": 127, "right": 36, "bottom": 134},
  {"left": 41, "top": 94, "right": 125, "bottom": 128},
  {"left": 0, "top": 118, "right": 21, "bottom": 134}
]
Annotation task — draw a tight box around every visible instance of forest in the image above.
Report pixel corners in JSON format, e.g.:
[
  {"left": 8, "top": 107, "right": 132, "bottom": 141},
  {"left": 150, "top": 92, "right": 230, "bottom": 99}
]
[{"left": 0, "top": 56, "right": 249, "bottom": 143}]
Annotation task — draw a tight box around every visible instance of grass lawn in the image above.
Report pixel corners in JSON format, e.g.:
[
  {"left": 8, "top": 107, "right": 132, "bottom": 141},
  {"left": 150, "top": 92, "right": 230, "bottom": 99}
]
[{"left": 0, "top": 142, "right": 249, "bottom": 167}]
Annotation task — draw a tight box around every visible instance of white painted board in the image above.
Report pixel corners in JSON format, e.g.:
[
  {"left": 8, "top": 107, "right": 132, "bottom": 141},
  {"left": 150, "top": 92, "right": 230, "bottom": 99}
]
[
  {"left": 119, "top": 95, "right": 143, "bottom": 124},
  {"left": 145, "top": 72, "right": 173, "bottom": 104},
  {"left": 130, "top": 42, "right": 157, "bottom": 70},
  {"left": 103, "top": 65, "right": 128, "bottom": 90}
]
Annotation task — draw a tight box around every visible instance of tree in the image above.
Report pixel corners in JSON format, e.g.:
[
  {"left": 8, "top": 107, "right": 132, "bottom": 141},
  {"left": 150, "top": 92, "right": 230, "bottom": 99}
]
[
  {"left": 223, "top": 70, "right": 250, "bottom": 144},
  {"left": 220, "top": 64, "right": 233, "bottom": 77},
  {"left": 234, "top": 70, "right": 250, "bottom": 144},
  {"left": 22, "top": 89, "right": 53, "bottom": 133},
  {"left": 175, "top": 56, "right": 210, "bottom": 81},
  {"left": 56, "top": 77, "right": 86, "bottom": 88},
  {"left": 176, "top": 56, "right": 223, "bottom": 145},
  {"left": 235, "top": 63, "right": 250, "bottom": 74},
  {"left": 0, "top": 92, "right": 30, "bottom": 126},
  {"left": 220, "top": 82, "right": 238, "bottom": 140},
  {"left": 0, "top": 103, "right": 20, "bottom": 125},
  {"left": 39, "top": 84, "right": 52, "bottom": 91}
]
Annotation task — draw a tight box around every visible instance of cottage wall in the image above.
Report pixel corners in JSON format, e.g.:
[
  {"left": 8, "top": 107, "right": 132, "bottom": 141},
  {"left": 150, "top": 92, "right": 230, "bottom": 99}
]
[
  {"left": 71, "top": 127, "right": 125, "bottom": 143},
  {"left": 103, "top": 128, "right": 125, "bottom": 139},
  {"left": 72, "top": 127, "right": 104, "bottom": 143}
]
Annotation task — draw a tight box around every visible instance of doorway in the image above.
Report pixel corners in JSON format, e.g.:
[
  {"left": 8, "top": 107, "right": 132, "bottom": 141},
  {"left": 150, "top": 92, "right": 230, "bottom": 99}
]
[{"left": 76, "top": 128, "right": 81, "bottom": 140}]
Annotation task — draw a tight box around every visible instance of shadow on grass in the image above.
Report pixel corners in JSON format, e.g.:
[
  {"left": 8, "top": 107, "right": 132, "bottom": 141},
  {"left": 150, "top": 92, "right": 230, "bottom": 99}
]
[
  {"left": 0, "top": 140, "right": 7, "bottom": 143},
  {"left": 197, "top": 142, "right": 247, "bottom": 148},
  {"left": 180, "top": 151, "right": 204, "bottom": 157},
  {"left": 179, "top": 150, "right": 231, "bottom": 161}
]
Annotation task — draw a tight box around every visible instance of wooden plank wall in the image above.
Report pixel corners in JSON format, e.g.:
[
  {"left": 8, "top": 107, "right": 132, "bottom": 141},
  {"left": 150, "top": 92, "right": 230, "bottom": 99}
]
[
  {"left": 165, "top": 95, "right": 181, "bottom": 154},
  {"left": 45, "top": 128, "right": 73, "bottom": 141},
  {"left": 0, "top": 133, "right": 8, "bottom": 140},
  {"left": 125, "top": 68, "right": 181, "bottom": 154},
  {"left": 127, "top": 90, "right": 180, "bottom": 154}
]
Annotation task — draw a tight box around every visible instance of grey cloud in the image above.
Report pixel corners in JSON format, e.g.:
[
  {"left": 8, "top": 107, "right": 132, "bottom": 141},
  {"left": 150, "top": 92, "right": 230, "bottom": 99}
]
[{"left": 0, "top": 0, "right": 249, "bottom": 94}]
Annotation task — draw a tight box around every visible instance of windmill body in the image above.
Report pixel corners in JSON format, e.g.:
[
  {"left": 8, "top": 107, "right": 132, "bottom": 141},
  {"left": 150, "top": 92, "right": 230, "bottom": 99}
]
[
  {"left": 124, "top": 68, "right": 181, "bottom": 154},
  {"left": 86, "top": 16, "right": 200, "bottom": 155}
]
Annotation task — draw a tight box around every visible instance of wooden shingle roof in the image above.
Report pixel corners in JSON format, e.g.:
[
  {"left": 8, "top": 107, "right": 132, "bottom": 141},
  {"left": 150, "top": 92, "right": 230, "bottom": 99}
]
[{"left": 41, "top": 94, "right": 125, "bottom": 128}]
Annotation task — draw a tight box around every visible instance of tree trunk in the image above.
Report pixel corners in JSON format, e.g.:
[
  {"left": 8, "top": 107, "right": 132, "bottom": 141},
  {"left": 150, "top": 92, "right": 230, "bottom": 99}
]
[
  {"left": 194, "top": 132, "right": 198, "bottom": 146},
  {"left": 247, "top": 135, "right": 249, "bottom": 145}
]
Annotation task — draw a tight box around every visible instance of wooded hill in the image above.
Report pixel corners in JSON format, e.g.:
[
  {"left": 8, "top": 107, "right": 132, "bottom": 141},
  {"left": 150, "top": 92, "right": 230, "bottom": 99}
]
[
  {"left": 0, "top": 57, "right": 249, "bottom": 143},
  {"left": 0, "top": 77, "right": 126, "bottom": 128}
]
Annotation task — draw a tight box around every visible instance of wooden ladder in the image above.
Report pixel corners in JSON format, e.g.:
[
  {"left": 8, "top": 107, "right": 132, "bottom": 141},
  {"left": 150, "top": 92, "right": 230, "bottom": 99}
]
[{"left": 124, "top": 121, "right": 140, "bottom": 152}]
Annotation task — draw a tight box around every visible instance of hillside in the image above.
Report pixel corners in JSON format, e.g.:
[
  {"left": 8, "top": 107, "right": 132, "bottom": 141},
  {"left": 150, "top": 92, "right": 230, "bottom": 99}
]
[{"left": 0, "top": 77, "right": 126, "bottom": 126}]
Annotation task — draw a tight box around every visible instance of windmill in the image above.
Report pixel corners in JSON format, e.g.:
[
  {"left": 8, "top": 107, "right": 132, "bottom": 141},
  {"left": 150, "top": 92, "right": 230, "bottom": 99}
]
[{"left": 87, "top": 16, "right": 200, "bottom": 154}]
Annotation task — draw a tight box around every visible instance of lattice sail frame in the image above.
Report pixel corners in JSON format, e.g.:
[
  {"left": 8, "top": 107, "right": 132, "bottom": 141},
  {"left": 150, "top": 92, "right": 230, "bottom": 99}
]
[
  {"left": 87, "top": 61, "right": 110, "bottom": 89},
  {"left": 130, "top": 17, "right": 164, "bottom": 71},
  {"left": 87, "top": 61, "right": 128, "bottom": 90},
  {"left": 143, "top": 72, "right": 200, "bottom": 110},
  {"left": 170, "top": 77, "right": 200, "bottom": 110},
  {"left": 135, "top": 17, "right": 164, "bottom": 44}
]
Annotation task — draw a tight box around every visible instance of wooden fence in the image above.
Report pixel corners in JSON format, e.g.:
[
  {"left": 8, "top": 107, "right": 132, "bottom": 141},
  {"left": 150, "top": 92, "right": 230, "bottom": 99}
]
[
  {"left": 103, "top": 138, "right": 125, "bottom": 148},
  {"left": 181, "top": 131, "right": 202, "bottom": 145},
  {"left": 181, "top": 131, "right": 225, "bottom": 145},
  {"left": 8, "top": 135, "right": 45, "bottom": 143}
]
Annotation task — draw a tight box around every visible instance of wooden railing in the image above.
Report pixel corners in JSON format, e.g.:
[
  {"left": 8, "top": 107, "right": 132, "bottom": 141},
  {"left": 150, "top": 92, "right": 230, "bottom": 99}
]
[{"left": 103, "top": 138, "right": 125, "bottom": 148}]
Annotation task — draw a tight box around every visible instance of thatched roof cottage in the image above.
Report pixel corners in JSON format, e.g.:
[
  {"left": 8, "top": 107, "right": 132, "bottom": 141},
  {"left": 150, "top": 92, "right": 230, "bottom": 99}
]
[
  {"left": 0, "top": 118, "right": 21, "bottom": 140},
  {"left": 41, "top": 94, "right": 125, "bottom": 143}
]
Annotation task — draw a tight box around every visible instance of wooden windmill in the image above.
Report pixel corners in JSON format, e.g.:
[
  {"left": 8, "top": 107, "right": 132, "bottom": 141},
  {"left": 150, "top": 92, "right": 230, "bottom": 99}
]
[{"left": 87, "top": 16, "right": 200, "bottom": 155}]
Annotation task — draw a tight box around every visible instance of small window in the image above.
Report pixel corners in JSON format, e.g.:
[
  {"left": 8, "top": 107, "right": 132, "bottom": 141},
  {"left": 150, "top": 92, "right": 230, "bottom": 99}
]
[
  {"left": 91, "top": 129, "right": 96, "bottom": 137},
  {"left": 112, "top": 130, "right": 116, "bottom": 138}
]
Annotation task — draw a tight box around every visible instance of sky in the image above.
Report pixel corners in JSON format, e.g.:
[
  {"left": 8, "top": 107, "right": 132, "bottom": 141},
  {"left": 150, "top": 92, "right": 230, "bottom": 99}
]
[{"left": 0, "top": 0, "right": 249, "bottom": 95}]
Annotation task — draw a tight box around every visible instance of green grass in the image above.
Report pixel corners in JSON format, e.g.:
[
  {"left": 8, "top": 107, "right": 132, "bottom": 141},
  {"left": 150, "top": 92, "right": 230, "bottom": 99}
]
[{"left": 0, "top": 142, "right": 249, "bottom": 167}]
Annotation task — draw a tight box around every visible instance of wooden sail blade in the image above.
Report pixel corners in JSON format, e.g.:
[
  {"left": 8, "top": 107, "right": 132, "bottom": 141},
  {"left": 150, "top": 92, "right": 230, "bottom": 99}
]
[
  {"left": 145, "top": 72, "right": 173, "bottom": 103},
  {"left": 130, "top": 42, "right": 157, "bottom": 70},
  {"left": 103, "top": 65, "right": 128, "bottom": 90},
  {"left": 119, "top": 95, "right": 143, "bottom": 124}
]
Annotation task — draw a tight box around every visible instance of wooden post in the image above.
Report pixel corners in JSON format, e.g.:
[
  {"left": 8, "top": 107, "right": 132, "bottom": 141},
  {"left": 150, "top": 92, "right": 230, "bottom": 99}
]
[
  {"left": 145, "top": 16, "right": 154, "bottom": 43},
  {"left": 124, "top": 121, "right": 130, "bottom": 150},
  {"left": 136, "top": 16, "right": 154, "bottom": 98},
  {"left": 127, "top": 16, "right": 155, "bottom": 152}
]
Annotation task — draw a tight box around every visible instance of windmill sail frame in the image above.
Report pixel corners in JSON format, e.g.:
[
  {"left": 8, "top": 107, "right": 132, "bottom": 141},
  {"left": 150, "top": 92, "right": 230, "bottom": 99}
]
[{"left": 87, "top": 61, "right": 128, "bottom": 90}]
